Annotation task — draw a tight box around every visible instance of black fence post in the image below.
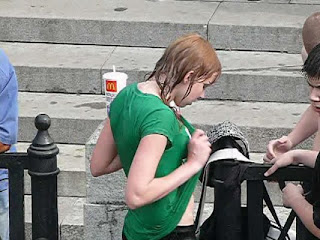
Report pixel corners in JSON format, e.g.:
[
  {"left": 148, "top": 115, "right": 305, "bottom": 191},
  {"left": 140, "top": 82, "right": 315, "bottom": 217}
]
[{"left": 27, "top": 114, "right": 60, "bottom": 240}]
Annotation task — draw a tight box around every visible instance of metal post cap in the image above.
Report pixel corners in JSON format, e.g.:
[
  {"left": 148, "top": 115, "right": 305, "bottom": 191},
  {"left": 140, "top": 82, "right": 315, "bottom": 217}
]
[
  {"left": 35, "top": 114, "right": 51, "bottom": 131},
  {"left": 28, "top": 114, "right": 59, "bottom": 158}
]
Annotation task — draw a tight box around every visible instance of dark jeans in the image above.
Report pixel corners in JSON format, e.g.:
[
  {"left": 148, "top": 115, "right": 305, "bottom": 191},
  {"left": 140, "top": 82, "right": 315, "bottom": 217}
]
[{"left": 122, "top": 225, "right": 196, "bottom": 240}]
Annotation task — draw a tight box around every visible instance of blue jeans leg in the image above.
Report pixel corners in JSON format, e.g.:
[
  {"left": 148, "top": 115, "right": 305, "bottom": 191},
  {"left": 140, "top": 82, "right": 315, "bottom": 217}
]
[{"left": 0, "top": 189, "right": 9, "bottom": 240}]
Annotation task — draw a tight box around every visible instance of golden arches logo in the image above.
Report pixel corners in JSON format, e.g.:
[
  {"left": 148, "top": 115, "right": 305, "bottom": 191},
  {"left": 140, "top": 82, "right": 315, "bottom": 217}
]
[{"left": 106, "top": 80, "right": 117, "bottom": 92}]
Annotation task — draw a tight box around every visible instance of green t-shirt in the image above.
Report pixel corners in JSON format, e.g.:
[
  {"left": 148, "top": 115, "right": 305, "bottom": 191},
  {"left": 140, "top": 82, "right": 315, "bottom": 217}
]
[{"left": 109, "top": 82, "right": 201, "bottom": 240}]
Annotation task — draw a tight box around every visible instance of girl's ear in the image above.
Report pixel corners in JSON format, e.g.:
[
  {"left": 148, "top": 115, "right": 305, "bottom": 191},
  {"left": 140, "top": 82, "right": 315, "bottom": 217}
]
[
  {"left": 211, "top": 71, "right": 220, "bottom": 83},
  {"left": 183, "top": 70, "right": 194, "bottom": 84}
]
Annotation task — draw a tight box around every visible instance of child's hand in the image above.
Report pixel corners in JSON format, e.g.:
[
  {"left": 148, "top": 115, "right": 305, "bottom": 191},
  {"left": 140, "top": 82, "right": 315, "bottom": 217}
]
[
  {"left": 264, "top": 136, "right": 293, "bottom": 163},
  {"left": 282, "top": 183, "right": 304, "bottom": 208},
  {"left": 187, "top": 129, "right": 211, "bottom": 170},
  {"left": 264, "top": 151, "right": 296, "bottom": 177}
]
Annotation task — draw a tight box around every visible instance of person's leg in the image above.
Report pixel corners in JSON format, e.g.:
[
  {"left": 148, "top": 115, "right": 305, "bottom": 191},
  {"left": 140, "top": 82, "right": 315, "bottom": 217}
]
[{"left": 0, "top": 189, "right": 9, "bottom": 240}]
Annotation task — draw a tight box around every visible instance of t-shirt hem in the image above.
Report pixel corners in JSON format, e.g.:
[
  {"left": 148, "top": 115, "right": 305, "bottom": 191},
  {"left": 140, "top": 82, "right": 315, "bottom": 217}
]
[
  {"left": 123, "top": 220, "right": 179, "bottom": 240},
  {"left": 123, "top": 171, "right": 201, "bottom": 240}
]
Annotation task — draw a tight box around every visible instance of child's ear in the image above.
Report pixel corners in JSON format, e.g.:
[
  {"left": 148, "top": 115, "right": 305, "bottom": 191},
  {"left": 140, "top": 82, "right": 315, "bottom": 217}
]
[
  {"left": 183, "top": 71, "right": 194, "bottom": 84},
  {"left": 211, "top": 71, "right": 220, "bottom": 82},
  {"left": 301, "top": 45, "right": 308, "bottom": 63}
]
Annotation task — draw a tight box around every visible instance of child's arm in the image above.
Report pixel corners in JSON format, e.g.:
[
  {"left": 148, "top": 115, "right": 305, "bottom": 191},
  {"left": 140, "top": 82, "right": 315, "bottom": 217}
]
[
  {"left": 265, "top": 106, "right": 318, "bottom": 162},
  {"left": 90, "top": 118, "right": 121, "bottom": 176},
  {"left": 125, "top": 129, "right": 211, "bottom": 209},
  {"left": 264, "top": 149, "right": 318, "bottom": 177},
  {"left": 0, "top": 55, "right": 18, "bottom": 153},
  {"left": 312, "top": 131, "right": 320, "bottom": 151},
  {"left": 283, "top": 183, "right": 320, "bottom": 238},
  {"left": 287, "top": 105, "right": 319, "bottom": 147}
]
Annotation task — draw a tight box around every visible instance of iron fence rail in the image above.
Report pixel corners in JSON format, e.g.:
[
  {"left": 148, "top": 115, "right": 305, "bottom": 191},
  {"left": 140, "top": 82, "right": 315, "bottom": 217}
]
[{"left": 0, "top": 114, "right": 59, "bottom": 240}]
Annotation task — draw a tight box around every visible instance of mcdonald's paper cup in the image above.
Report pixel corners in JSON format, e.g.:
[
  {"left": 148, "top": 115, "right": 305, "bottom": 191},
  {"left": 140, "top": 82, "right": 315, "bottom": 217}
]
[{"left": 103, "top": 71, "right": 127, "bottom": 115}]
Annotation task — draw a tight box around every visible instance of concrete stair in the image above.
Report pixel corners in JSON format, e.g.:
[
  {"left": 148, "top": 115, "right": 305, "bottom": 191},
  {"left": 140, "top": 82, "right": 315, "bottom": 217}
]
[
  {"left": 16, "top": 143, "right": 85, "bottom": 197},
  {"left": 1, "top": 0, "right": 320, "bottom": 238},
  {"left": 18, "top": 92, "right": 312, "bottom": 150},
  {"left": 1, "top": 0, "right": 320, "bottom": 52},
  {"left": 3, "top": 42, "right": 309, "bottom": 103},
  {"left": 24, "top": 196, "right": 85, "bottom": 240}
]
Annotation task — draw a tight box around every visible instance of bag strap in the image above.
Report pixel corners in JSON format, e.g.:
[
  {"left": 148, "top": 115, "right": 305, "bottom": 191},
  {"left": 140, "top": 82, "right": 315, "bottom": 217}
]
[
  {"left": 263, "top": 184, "right": 282, "bottom": 228},
  {"left": 263, "top": 184, "right": 292, "bottom": 240},
  {"left": 277, "top": 181, "right": 296, "bottom": 240},
  {"left": 195, "top": 165, "right": 210, "bottom": 238},
  {"left": 278, "top": 210, "right": 296, "bottom": 240}
]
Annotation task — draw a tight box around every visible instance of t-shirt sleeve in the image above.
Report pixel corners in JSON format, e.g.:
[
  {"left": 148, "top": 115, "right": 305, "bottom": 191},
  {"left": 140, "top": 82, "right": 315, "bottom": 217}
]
[
  {"left": 0, "top": 66, "right": 18, "bottom": 145},
  {"left": 140, "top": 109, "right": 176, "bottom": 145}
]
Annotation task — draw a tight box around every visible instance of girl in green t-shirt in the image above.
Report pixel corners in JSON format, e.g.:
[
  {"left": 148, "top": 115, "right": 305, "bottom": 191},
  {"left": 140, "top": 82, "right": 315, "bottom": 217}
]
[{"left": 90, "top": 33, "right": 222, "bottom": 240}]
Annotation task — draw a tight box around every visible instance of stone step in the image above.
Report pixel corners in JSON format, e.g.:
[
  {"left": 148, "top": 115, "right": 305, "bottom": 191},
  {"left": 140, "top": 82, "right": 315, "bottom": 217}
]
[
  {"left": 3, "top": 42, "right": 308, "bottom": 103},
  {"left": 184, "top": 0, "right": 319, "bottom": 4},
  {"left": 0, "top": 0, "right": 320, "bottom": 52},
  {"left": 2, "top": 42, "right": 113, "bottom": 95},
  {"left": 177, "top": 0, "right": 319, "bottom": 4},
  {"left": 20, "top": 91, "right": 312, "bottom": 149},
  {"left": 16, "top": 143, "right": 85, "bottom": 197},
  {"left": 24, "top": 196, "right": 85, "bottom": 240},
  {"left": 19, "top": 92, "right": 105, "bottom": 145}
]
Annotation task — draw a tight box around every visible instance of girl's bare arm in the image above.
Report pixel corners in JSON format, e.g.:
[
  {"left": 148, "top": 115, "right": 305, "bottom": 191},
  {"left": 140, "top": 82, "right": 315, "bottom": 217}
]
[
  {"left": 125, "top": 130, "right": 210, "bottom": 209},
  {"left": 90, "top": 118, "right": 121, "bottom": 176}
]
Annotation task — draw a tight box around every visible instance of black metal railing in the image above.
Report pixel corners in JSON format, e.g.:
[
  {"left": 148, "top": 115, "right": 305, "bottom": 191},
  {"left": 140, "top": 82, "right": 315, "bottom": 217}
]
[
  {"left": 212, "top": 160, "right": 314, "bottom": 240},
  {"left": 244, "top": 164, "right": 313, "bottom": 240},
  {"left": 0, "top": 114, "right": 59, "bottom": 240}
]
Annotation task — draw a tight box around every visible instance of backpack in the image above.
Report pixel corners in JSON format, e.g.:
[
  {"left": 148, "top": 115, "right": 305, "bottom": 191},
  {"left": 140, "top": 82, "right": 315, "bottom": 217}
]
[{"left": 195, "top": 121, "right": 293, "bottom": 240}]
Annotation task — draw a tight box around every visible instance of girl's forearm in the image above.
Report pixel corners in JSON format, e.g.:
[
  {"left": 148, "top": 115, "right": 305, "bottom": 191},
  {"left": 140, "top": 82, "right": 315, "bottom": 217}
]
[
  {"left": 90, "top": 119, "right": 118, "bottom": 176},
  {"left": 126, "top": 161, "right": 200, "bottom": 209},
  {"left": 104, "top": 155, "right": 122, "bottom": 174},
  {"left": 92, "top": 154, "right": 122, "bottom": 176}
]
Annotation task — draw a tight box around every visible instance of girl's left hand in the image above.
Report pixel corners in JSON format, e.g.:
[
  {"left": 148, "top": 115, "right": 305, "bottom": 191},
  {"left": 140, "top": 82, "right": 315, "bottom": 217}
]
[{"left": 282, "top": 183, "right": 304, "bottom": 208}]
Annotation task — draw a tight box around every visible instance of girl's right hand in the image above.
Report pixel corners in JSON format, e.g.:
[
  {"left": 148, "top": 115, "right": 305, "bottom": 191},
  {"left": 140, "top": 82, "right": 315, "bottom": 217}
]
[{"left": 187, "top": 129, "right": 211, "bottom": 171}]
